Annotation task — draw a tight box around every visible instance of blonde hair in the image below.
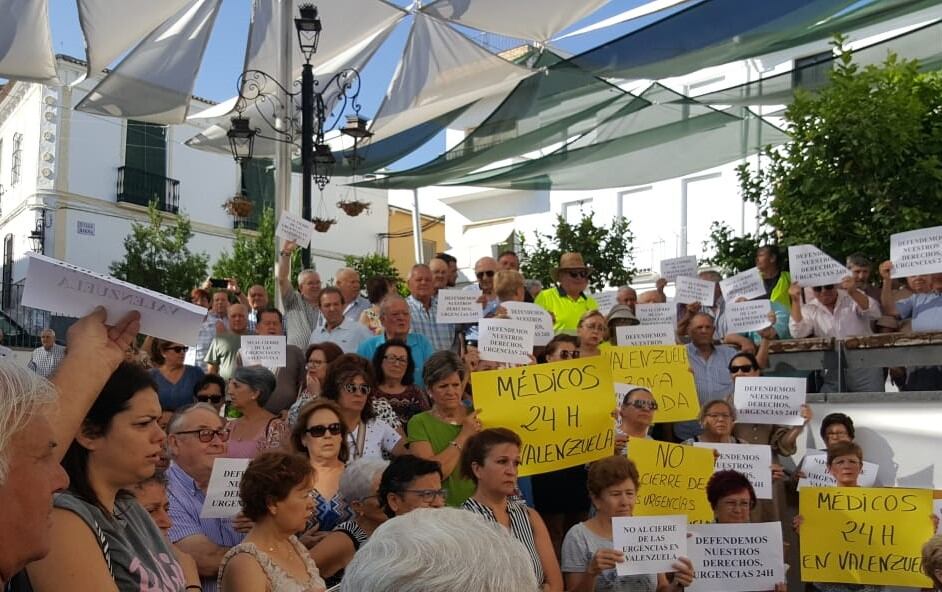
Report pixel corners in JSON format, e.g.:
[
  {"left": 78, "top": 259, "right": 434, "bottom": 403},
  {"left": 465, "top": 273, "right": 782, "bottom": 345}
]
[{"left": 495, "top": 270, "right": 524, "bottom": 301}]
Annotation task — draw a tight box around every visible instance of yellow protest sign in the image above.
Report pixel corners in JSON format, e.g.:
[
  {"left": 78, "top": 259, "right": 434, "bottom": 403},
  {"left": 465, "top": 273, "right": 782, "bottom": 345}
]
[
  {"left": 471, "top": 356, "right": 615, "bottom": 477},
  {"left": 799, "top": 487, "right": 933, "bottom": 588},
  {"left": 628, "top": 438, "right": 715, "bottom": 524},
  {"left": 606, "top": 345, "right": 700, "bottom": 422}
]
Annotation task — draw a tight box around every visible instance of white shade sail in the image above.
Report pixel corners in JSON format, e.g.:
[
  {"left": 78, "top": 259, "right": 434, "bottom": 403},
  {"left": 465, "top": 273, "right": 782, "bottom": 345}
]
[
  {"left": 422, "top": 0, "right": 611, "bottom": 42},
  {"left": 0, "top": 0, "right": 57, "bottom": 82}
]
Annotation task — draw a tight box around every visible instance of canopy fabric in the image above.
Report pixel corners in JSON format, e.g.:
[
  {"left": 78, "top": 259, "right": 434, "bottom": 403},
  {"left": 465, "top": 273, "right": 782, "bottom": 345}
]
[
  {"left": 76, "top": 0, "right": 192, "bottom": 78},
  {"left": 553, "top": 0, "right": 699, "bottom": 41},
  {"left": 75, "top": 0, "right": 222, "bottom": 124},
  {"left": 421, "top": 0, "right": 610, "bottom": 42},
  {"left": 0, "top": 0, "right": 57, "bottom": 82}
]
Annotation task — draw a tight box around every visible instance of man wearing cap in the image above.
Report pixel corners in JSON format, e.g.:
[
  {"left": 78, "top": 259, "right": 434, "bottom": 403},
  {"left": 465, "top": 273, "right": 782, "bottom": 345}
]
[
  {"left": 535, "top": 252, "right": 599, "bottom": 332},
  {"left": 605, "top": 304, "right": 640, "bottom": 346}
]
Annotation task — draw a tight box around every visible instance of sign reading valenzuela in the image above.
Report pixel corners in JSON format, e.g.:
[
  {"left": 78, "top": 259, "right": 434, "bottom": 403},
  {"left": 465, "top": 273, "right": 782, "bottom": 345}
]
[
  {"left": 606, "top": 345, "right": 700, "bottom": 422},
  {"left": 613, "top": 515, "right": 687, "bottom": 576}
]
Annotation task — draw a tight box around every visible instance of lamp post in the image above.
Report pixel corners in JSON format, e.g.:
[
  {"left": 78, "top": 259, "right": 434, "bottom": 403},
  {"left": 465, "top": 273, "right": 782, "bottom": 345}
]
[
  {"left": 28, "top": 210, "right": 46, "bottom": 254},
  {"left": 226, "top": 3, "right": 371, "bottom": 269}
]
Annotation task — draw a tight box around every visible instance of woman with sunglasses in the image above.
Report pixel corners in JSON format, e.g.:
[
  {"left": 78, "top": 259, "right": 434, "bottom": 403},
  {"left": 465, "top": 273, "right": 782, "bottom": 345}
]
[
  {"left": 287, "top": 342, "right": 343, "bottom": 426},
  {"left": 225, "top": 366, "right": 290, "bottom": 459},
  {"left": 372, "top": 339, "right": 429, "bottom": 425},
  {"left": 322, "top": 354, "right": 407, "bottom": 460},
  {"left": 149, "top": 338, "right": 205, "bottom": 411},
  {"left": 578, "top": 310, "right": 608, "bottom": 358},
  {"left": 290, "top": 400, "right": 352, "bottom": 534},
  {"left": 193, "top": 374, "right": 227, "bottom": 413},
  {"left": 615, "top": 387, "right": 658, "bottom": 455}
]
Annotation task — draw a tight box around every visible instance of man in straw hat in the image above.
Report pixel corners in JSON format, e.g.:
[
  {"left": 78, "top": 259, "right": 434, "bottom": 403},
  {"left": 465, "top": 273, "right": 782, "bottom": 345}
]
[{"left": 535, "top": 252, "right": 599, "bottom": 332}]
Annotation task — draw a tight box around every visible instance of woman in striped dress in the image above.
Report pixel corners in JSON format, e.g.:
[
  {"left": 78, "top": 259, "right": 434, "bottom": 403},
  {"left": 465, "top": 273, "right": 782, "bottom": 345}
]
[{"left": 460, "top": 428, "right": 563, "bottom": 592}]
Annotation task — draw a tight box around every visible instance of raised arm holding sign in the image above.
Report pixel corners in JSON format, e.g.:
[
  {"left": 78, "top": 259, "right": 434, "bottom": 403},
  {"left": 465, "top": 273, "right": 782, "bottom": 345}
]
[
  {"left": 436, "top": 288, "right": 483, "bottom": 323},
  {"left": 733, "top": 377, "right": 806, "bottom": 426},
  {"left": 274, "top": 210, "right": 314, "bottom": 248},
  {"left": 636, "top": 303, "right": 676, "bottom": 326},
  {"left": 788, "top": 245, "right": 850, "bottom": 287},
  {"left": 675, "top": 276, "right": 715, "bottom": 307},
  {"left": 660, "top": 256, "right": 698, "bottom": 283},
  {"left": 719, "top": 268, "right": 766, "bottom": 302},
  {"left": 890, "top": 225, "right": 942, "bottom": 278}
]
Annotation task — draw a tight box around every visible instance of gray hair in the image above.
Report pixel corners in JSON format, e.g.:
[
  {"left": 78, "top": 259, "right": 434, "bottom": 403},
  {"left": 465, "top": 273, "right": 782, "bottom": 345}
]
[
  {"left": 232, "top": 366, "right": 277, "bottom": 408},
  {"left": 341, "top": 507, "right": 539, "bottom": 592},
  {"left": 166, "top": 402, "right": 224, "bottom": 436},
  {"left": 297, "top": 268, "right": 319, "bottom": 283},
  {"left": 340, "top": 458, "right": 389, "bottom": 503},
  {"left": 379, "top": 295, "right": 408, "bottom": 317},
  {"left": 336, "top": 267, "right": 358, "bottom": 280},
  {"left": 0, "top": 361, "right": 58, "bottom": 483},
  {"left": 422, "top": 351, "right": 467, "bottom": 390}
]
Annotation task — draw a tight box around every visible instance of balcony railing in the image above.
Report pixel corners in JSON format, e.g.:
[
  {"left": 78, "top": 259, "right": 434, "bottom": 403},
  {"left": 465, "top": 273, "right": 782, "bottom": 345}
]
[{"left": 116, "top": 166, "right": 180, "bottom": 214}]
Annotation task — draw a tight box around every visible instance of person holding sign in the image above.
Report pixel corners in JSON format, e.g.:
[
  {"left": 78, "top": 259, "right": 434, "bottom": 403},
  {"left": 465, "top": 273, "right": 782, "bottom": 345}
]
[
  {"left": 561, "top": 455, "right": 695, "bottom": 592},
  {"left": 460, "top": 428, "right": 563, "bottom": 592},
  {"left": 579, "top": 310, "right": 609, "bottom": 358}
]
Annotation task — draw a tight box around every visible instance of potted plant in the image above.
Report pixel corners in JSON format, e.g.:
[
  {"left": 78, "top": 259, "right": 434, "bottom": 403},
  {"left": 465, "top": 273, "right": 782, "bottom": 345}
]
[
  {"left": 223, "top": 194, "right": 253, "bottom": 218},
  {"left": 312, "top": 217, "right": 336, "bottom": 232},
  {"left": 337, "top": 199, "right": 370, "bottom": 217}
]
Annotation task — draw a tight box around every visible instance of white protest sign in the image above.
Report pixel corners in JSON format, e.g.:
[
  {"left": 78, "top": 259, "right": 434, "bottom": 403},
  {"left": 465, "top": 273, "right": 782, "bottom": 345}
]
[
  {"left": 502, "top": 301, "right": 553, "bottom": 347},
  {"left": 890, "top": 225, "right": 942, "bottom": 278},
  {"left": 275, "top": 209, "right": 314, "bottom": 248},
  {"left": 478, "top": 318, "right": 535, "bottom": 365},
  {"left": 591, "top": 290, "right": 619, "bottom": 316},
  {"left": 788, "top": 245, "right": 850, "bottom": 287},
  {"left": 22, "top": 253, "right": 208, "bottom": 346},
  {"left": 725, "top": 300, "right": 772, "bottom": 334},
  {"left": 733, "top": 377, "right": 806, "bottom": 426},
  {"left": 616, "top": 323, "right": 676, "bottom": 346},
  {"left": 719, "top": 267, "right": 766, "bottom": 301},
  {"left": 200, "top": 458, "right": 251, "bottom": 518},
  {"left": 660, "top": 256, "right": 698, "bottom": 282},
  {"left": 797, "top": 452, "right": 878, "bottom": 488},
  {"left": 693, "top": 442, "right": 773, "bottom": 499},
  {"left": 612, "top": 515, "right": 687, "bottom": 576},
  {"left": 436, "top": 289, "right": 482, "bottom": 323},
  {"left": 674, "top": 276, "right": 715, "bottom": 307},
  {"left": 686, "top": 522, "right": 784, "bottom": 592},
  {"left": 240, "top": 335, "right": 287, "bottom": 369},
  {"left": 636, "top": 303, "right": 676, "bottom": 326}
]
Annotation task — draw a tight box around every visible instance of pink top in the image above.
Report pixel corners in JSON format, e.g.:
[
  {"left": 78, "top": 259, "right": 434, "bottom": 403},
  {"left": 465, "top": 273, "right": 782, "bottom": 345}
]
[{"left": 224, "top": 416, "right": 289, "bottom": 459}]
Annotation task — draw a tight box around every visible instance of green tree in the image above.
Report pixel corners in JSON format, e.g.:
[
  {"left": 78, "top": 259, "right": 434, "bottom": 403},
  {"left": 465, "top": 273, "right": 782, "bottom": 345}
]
[
  {"left": 519, "top": 211, "right": 635, "bottom": 292},
  {"left": 110, "top": 203, "right": 209, "bottom": 299},
  {"left": 344, "top": 253, "right": 408, "bottom": 296}
]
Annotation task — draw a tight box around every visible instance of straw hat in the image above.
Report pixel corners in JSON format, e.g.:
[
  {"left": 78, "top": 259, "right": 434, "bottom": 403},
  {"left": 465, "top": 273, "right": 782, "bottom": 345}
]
[
  {"left": 551, "top": 252, "right": 593, "bottom": 281},
  {"left": 606, "top": 304, "right": 639, "bottom": 326}
]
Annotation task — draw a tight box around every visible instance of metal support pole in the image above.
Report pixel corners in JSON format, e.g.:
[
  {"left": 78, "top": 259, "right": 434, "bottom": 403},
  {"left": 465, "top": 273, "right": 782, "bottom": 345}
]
[
  {"left": 300, "top": 62, "right": 314, "bottom": 269},
  {"left": 273, "top": 0, "right": 293, "bottom": 310},
  {"left": 412, "top": 188, "right": 424, "bottom": 264}
]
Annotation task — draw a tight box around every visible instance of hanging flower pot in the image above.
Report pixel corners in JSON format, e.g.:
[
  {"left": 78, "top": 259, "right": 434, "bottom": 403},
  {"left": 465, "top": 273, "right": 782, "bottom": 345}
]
[
  {"left": 223, "top": 195, "right": 253, "bottom": 219},
  {"left": 337, "top": 199, "right": 371, "bottom": 217},
  {"left": 312, "top": 217, "right": 336, "bottom": 233}
]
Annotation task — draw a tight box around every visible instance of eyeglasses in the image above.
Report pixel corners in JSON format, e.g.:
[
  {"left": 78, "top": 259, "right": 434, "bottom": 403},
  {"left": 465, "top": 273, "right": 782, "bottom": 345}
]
[
  {"left": 173, "top": 428, "right": 230, "bottom": 443},
  {"left": 813, "top": 285, "right": 836, "bottom": 292},
  {"left": 343, "top": 383, "right": 372, "bottom": 395},
  {"left": 558, "top": 350, "right": 580, "bottom": 360},
  {"left": 163, "top": 346, "right": 188, "bottom": 354},
  {"left": 565, "top": 270, "right": 589, "bottom": 279},
  {"left": 305, "top": 423, "right": 343, "bottom": 438},
  {"left": 475, "top": 270, "right": 496, "bottom": 279},
  {"left": 383, "top": 355, "right": 408, "bottom": 365},
  {"left": 196, "top": 394, "right": 224, "bottom": 405},
  {"left": 305, "top": 360, "right": 326, "bottom": 370},
  {"left": 705, "top": 413, "right": 732, "bottom": 420},
  {"left": 624, "top": 399, "right": 658, "bottom": 411},
  {"left": 729, "top": 364, "right": 756, "bottom": 374},
  {"left": 721, "top": 499, "right": 753, "bottom": 509},
  {"left": 401, "top": 488, "right": 448, "bottom": 502}
]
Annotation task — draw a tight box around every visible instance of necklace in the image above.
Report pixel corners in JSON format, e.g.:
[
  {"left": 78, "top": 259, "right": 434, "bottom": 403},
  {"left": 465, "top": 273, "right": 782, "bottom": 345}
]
[{"left": 431, "top": 407, "right": 463, "bottom": 425}]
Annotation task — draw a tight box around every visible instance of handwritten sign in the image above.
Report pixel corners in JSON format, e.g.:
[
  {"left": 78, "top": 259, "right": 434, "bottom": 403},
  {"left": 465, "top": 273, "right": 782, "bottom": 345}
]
[
  {"left": 890, "top": 225, "right": 942, "bottom": 278},
  {"left": 788, "top": 245, "right": 850, "bottom": 287},
  {"left": 478, "top": 318, "right": 535, "bottom": 364},
  {"left": 275, "top": 210, "right": 314, "bottom": 248},
  {"left": 797, "top": 452, "right": 878, "bottom": 488},
  {"left": 660, "top": 256, "right": 698, "bottom": 283},
  {"left": 22, "top": 253, "right": 208, "bottom": 345},
  {"left": 799, "top": 487, "right": 933, "bottom": 588},
  {"left": 636, "top": 303, "right": 676, "bottom": 326},
  {"left": 240, "top": 335, "right": 286, "bottom": 369},
  {"left": 733, "top": 377, "right": 805, "bottom": 426},
  {"left": 471, "top": 356, "right": 615, "bottom": 476},
  {"left": 591, "top": 290, "right": 619, "bottom": 316},
  {"left": 502, "top": 301, "right": 554, "bottom": 347},
  {"left": 675, "top": 276, "right": 715, "bottom": 307},
  {"left": 615, "top": 323, "right": 676, "bottom": 346},
  {"left": 200, "top": 458, "right": 251, "bottom": 518},
  {"left": 629, "top": 438, "right": 715, "bottom": 523},
  {"left": 687, "top": 522, "right": 784, "bottom": 592},
  {"left": 725, "top": 300, "right": 772, "bottom": 334},
  {"left": 606, "top": 345, "right": 700, "bottom": 422},
  {"left": 693, "top": 442, "right": 773, "bottom": 499},
  {"left": 719, "top": 267, "right": 765, "bottom": 302},
  {"left": 613, "top": 515, "right": 687, "bottom": 576},
  {"left": 436, "top": 289, "right": 482, "bottom": 323}
]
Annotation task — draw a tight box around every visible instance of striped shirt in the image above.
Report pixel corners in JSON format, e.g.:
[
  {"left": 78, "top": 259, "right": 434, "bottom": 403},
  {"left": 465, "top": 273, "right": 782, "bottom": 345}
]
[
  {"left": 283, "top": 289, "right": 321, "bottom": 350},
  {"left": 462, "top": 497, "right": 544, "bottom": 585},
  {"left": 406, "top": 295, "right": 457, "bottom": 352}
]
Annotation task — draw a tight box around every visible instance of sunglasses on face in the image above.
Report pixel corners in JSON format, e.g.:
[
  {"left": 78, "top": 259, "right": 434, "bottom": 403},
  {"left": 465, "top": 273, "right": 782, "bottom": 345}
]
[
  {"left": 305, "top": 423, "right": 342, "bottom": 438},
  {"left": 475, "top": 270, "right": 496, "bottom": 279},
  {"left": 565, "top": 270, "right": 589, "bottom": 279},
  {"left": 196, "top": 394, "right": 224, "bottom": 404},
  {"left": 174, "top": 428, "right": 230, "bottom": 443},
  {"left": 163, "top": 346, "right": 188, "bottom": 354},
  {"left": 558, "top": 350, "right": 581, "bottom": 360},
  {"left": 813, "top": 285, "right": 835, "bottom": 292},
  {"left": 729, "top": 364, "right": 756, "bottom": 374},
  {"left": 624, "top": 399, "right": 658, "bottom": 411},
  {"left": 343, "top": 383, "right": 372, "bottom": 395}
]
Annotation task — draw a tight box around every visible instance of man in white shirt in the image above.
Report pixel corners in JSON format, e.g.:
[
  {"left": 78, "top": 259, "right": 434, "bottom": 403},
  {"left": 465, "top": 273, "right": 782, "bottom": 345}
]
[
  {"left": 336, "top": 268, "right": 371, "bottom": 322},
  {"left": 309, "top": 287, "right": 372, "bottom": 353},
  {"left": 788, "top": 277, "right": 882, "bottom": 392}
]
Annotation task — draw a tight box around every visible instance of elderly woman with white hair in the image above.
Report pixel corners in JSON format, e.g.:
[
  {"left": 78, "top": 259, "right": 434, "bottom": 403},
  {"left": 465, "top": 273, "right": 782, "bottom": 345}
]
[
  {"left": 311, "top": 458, "right": 390, "bottom": 587},
  {"left": 340, "top": 507, "right": 539, "bottom": 592},
  {"left": 224, "top": 366, "right": 289, "bottom": 459}
]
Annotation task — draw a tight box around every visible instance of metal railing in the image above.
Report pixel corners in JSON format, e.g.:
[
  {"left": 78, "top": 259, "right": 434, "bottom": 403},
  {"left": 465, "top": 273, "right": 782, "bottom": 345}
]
[{"left": 116, "top": 166, "right": 180, "bottom": 214}]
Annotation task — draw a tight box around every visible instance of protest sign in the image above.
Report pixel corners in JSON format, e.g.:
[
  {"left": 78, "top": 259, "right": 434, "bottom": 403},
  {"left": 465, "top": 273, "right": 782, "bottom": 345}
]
[
  {"left": 733, "top": 377, "right": 806, "bottom": 426},
  {"left": 591, "top": 290, "right": 619, "bottom": 316},
  {"left": 22, "top": 253, "right": 208, "bottom": 345},
  {"left": 629, "top": 438, "right": 715, "bottom": 523},
  {"left": 478, "top": 318, "right": 535, "bottom": 365},
  {"left": 240, "top": 335, "right": 287, "bottom": 369},
  {"left": 606, "top": 345, "right": 699, "bottom": 422},
  {"left": 613, "top": 515, "right": 687, "bottom": 576},
  {"left": 719, "top": 267, "right": 765, "bottom": 301},
  {"left": 890, "top": 225, "right": 942, "bottom": 278},
  {"left": 788, "top": 245, "right": 850, "bottom": 287},
  {"left": 200, "top": 458, "right": 251, "bottom": 519},
  {"left": 436, "top": 289, "right": 482, "bottom": 323},
  {"left": 660, "top": 256, "right": 698, "bottom": 283},
  {"left": 797, "top": 452, "right": 878, "bottom": 489},
  {"left": 636, "top": 303, "right": 676, "bottom": 326},
  {"left": 502, "top": 301, "right": 554, "bottom": 347},
  {"left": 725, "top": 300, "right": 772, "bottom": 334},
  {"left": 799, "top": 487, "right": 933, "bottom": 587},
  {"left": 687, "top": 522, "right": 784, "bottom": 592},
  {"left": 471, "top": 356, "right": 615, "bottom": 476},
  {"left": 693, "top": 442, "right": 773, "bottom": 499},
  {"left": 274, "top": 209, "right": 314, "bottom": 248},
  {"left": 615, "top": 323, "right": 676, "bottom": 346},
  {"left": 675, "top": 276, "right": 715, "bottom": 307}
]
